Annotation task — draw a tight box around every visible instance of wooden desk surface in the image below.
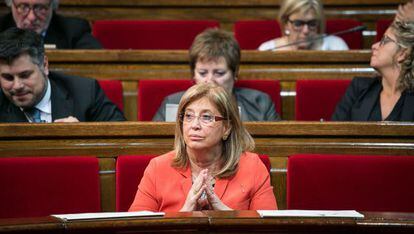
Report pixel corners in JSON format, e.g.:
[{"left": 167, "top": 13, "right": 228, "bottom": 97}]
[{"left": 0, "top": 211, "right": 413, "bottom": 233}]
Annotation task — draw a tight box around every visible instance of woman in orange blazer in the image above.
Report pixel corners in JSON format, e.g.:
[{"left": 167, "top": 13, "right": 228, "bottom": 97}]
[{"left": 129, "top": 83, "right": 277, "bottom": 212}]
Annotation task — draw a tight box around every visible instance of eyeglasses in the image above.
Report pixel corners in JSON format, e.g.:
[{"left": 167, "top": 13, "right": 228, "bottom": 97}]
[
  {"left": 379, "top": 35, "right": 405, "bottom": 48},
  {"left": 13, "top": 1, "right": 51, "bottom": 16},
  {"left": 288, "top": 19, "right": 319, "bottom": 31},
  {"left": 180, "top": 112, "right": 226, "bottom": 125}
]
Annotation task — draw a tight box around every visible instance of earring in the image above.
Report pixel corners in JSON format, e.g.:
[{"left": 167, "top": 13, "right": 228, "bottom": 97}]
[
  {"left": 285, "top": 29, "right": 290, "bottom": 35},
  {"left": 222, "top": 135, "right": 228, "bottom": 141}
]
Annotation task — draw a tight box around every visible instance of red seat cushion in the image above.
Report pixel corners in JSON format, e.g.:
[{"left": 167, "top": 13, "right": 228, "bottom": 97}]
[
  {"left": 287, "top": 154, "right": 414, "bottom": 212},
  {"left": 93, "top": 20, "right": 220, "bottom": 49},
  {"left": 116, "top": 155, "right": 157, "bottom": 212},
  {"left": 138, "top": 80, "right": 281, "bottom": 121},
  {"left": 295, "top": 79, "right": 351, "bottom": 121},
  {"left": 0, "top": 156, "right": 101, "bottom": 218},
  {"left": 98, "top": 80, "right": 123, "bottom": 111}
]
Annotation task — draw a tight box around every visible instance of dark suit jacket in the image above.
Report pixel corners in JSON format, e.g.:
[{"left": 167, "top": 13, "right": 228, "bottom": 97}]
[
  {"left": 0, "top": 12, "right": 102, "bottom": 49},
  {"left": 332, "top": 76, "right": 414, "bottom": 121},
  {"left": 0, "top": 72, "right": 125, "bottom": 122}
]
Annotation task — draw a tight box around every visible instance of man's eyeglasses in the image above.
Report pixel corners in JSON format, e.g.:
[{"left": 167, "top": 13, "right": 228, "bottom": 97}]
[
  {"left": 180, "top": 112, "right": 226, "bottom": 125},
  {"left": 379, "top": 35, "right": 405, "bottom": 48},
  {"left": 288, "top": 19, "right": 319, "bottom": 31},
  {"left": 13, "top": 1, "right": 51, "bottom": 16}
]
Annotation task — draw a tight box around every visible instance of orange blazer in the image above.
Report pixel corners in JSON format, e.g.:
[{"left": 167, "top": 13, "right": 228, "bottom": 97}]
[{"left": 129, "top": 151, "right": 277, "bottom": 212}]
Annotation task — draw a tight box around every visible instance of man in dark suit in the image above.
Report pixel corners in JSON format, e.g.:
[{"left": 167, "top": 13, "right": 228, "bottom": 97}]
[
  {"left": 0, "top": 27, "right": 125, "bottom": 122},
  {"left": 0, "top": 0, "right": 101, "bottom": 49}
]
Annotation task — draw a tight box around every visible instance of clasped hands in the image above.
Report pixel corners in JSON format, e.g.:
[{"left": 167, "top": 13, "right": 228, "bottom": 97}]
[{"left": 180, "top": 169, "right": 232, "bottom": 211}]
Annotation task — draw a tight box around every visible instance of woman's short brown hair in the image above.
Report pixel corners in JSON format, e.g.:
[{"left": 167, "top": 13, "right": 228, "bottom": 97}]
[
  {"left": 172, "top": 83, "right": 254, "bottom": 178},
  {"left": 189, "top": 28, "right": 240, "bottom": 79}
]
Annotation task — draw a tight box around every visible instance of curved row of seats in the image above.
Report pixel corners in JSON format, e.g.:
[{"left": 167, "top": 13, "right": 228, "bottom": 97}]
[
  {"left": 99, "top": 79, "right": 350, "bottom": 121},
  {"left": 92, "top": 19, "right": 392, "bottom": 50},
  {"left": 1, "top": 154, "right": 413, "bottom": 218}
]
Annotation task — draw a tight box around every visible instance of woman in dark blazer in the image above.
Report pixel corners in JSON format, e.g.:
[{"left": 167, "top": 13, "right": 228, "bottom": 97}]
[{"left": 332, "top": 21, "right": 414, "bottom": 121}]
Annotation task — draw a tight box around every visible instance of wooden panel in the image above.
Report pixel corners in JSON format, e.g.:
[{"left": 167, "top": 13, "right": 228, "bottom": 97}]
[
  {"left": 46, "top": 50, "right": 374, "bottom": 120},
  {"left": 0, "top": 122, "right": 413, "bottom": 210}
]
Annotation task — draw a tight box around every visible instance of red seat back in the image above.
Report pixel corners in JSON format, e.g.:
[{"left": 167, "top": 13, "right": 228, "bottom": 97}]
[
  {"left": 93, "top": 20, "right": 220, "bottom": 49},
  {"left": 0, "top": 156, "right": 101, "bottom": 218},
  {"left": 376, "top": 19, "right": 393, "bottom": 42},
  {"left": 138, "top": 80, "right": 193, "bottom": 121},
  {"left": 234, "top": 20, "right": 281, "bottom": 50},
  {"left": 295, "top": 79, "right": 351, "bottom": 121},
  {"left": 138, "top": 79, "right": 281, "bottom": 121},
  {"left": 258, "top": 154, "right": 271, "bottom": 173},
  {"left": 116, "top": 155, "right": 157, "bottom": 212},
  {"left": 98, "top": 80, "right": 124, "bottom": 111},
  {"left": 326, "top": 19, "right": 363, "bottom": 49},
  {"left": 287, "top": 154, "right": 414, "bottom": 212},
  {"left": 234, "top": 19, "right": 363, "bottom": 50}
]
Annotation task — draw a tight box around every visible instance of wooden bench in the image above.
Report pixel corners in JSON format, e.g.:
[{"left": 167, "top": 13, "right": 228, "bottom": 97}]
[
  {"left": 46, "top": 49, "right": 374, "bottom": 120},
  {"left": 0, "top": 122, "right": 413, "bottom": 211}
]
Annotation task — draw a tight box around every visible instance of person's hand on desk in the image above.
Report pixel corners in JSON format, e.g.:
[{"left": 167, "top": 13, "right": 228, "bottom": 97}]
[{"left": 54, "top": 116, "right": 80, "bottom": 123}]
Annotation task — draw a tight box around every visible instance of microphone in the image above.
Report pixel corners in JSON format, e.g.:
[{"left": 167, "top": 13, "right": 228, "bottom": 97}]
[{"left": 265, "top": 25, "right": 367, "bottom": 51}]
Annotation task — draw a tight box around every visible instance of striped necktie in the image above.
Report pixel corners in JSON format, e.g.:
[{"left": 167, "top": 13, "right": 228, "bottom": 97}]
[{"left": 26, "top": 108, "right": 42, "bottom": 123}]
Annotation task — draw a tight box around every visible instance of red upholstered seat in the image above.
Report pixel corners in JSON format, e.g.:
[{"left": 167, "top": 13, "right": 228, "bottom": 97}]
[
  {"left": 376, "top": 19, "right": 393, "bottom": 42},
  {"left": 234, "top": 20, "right": 282, "bottom": 50},
  {"left": 0, "top": 156, "right": 101, "bottom": 218},
  {"left": 115, "top": 154, "right": 271, "bottom": 212},
  {"left": 93, "top": 20, "right": 220, "bottom": 49},
  {"left": 116, "top": 155, "right": 157, "bottom": 212},
  {"left": 138, "top": 80, "right": 193, "bottom": 121},
  {"left": 138, "top": 79, "right": 281, "bottom": 121},
  {"left": 98, "top": 80, "right": 124, "bottom": 111},
  {"left": 325, "top": 19, "right": 363, "bottom": 50},
  {"left": 258, "top": 154, "right": 271, "bottom": 173},
  {"left": 287, "top": 154, "right": 414, "bottom": 212},
  {"left": 295, "top": 79, "right": 351, "bottom": 121},
  {"left": 234, "top": 19, "right": 363, "bottom": 49}
]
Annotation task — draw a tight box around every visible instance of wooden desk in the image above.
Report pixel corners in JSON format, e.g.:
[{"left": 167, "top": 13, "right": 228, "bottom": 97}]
[
  {"left": 46, "top": 50, "right": 374, "bottom": 120},
  {"left": 0, "top": 122, "right": 413, "bottom": 211},
  {"left": 0, "top": 211, "right": 413, "bottom": 233}
]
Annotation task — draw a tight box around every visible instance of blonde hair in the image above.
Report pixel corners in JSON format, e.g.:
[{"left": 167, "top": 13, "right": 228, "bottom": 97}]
[
  {"left": 278, "top": 0, "right": 325, "bottom": 33},
  {"left": 172, "top": 83, "right": 254, "bottom": 178},
  {"left": 392, "top": 21, "right": 414, "bottom": 92}
]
